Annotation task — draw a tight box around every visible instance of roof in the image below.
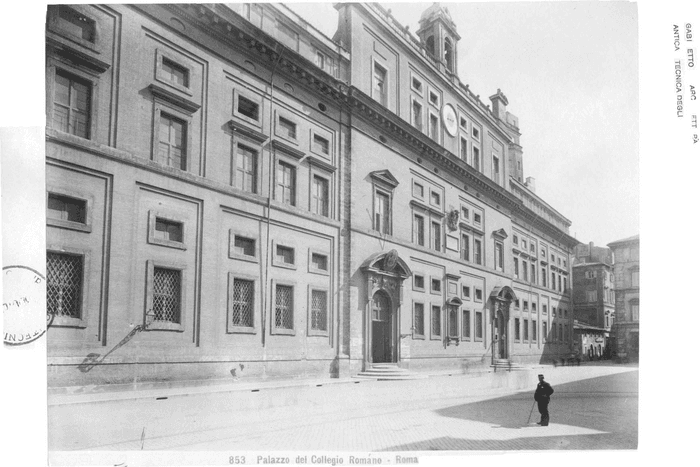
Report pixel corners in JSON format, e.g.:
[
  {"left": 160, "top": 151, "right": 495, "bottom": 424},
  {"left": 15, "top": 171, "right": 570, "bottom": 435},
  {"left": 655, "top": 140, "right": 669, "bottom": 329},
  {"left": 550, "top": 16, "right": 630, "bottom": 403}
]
[
  {"left": 607, "top": 234, "right": 639, "bottom": 247},
  {"left": 573, "top": 320, "right": 608, "bottom": 332}
]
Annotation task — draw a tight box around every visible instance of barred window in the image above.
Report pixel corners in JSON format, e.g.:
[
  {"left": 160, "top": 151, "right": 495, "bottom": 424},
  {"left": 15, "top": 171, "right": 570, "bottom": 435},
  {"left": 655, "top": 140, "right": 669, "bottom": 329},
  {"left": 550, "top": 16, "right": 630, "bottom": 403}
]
[
  {"left": 231, "top": 278, "right": 254, "bottom": 328},
  {"left": 153, "top": 267, "right": 181, "bottom": 323},
  {"left": 275, "top": 284, "right": 294, "bottom": 330},
  {"left": 47, "top": 252, "right": 83, "bottom": 318},
  {"left": 461, "top": 309, "right": 470, "bottom": 338},
  {"left": 414, "top": 303, "right": 424, "bottom": 336},
  {"left": 310, "top": 290, "right": 328, "bottom": 332},
  {"left": 431, "top": 305, "right": 441, "bottom": 337},
  {"left": 475, "top": 311, "right": 483, "bottom": 339}
]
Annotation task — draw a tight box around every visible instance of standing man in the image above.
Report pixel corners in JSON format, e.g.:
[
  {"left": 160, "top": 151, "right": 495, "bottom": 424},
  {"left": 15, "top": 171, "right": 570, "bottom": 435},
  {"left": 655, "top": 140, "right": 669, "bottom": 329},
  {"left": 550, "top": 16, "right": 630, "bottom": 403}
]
[{"left": 534, "top": 374, "right": 554, "bottom": 426}]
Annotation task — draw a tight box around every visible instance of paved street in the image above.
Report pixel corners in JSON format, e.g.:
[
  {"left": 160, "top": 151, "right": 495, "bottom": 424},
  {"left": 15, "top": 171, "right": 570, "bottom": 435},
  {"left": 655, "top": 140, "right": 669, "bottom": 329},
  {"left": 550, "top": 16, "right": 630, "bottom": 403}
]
[{"left": 49, "top": 365, "right": 637, "bottom": 459}]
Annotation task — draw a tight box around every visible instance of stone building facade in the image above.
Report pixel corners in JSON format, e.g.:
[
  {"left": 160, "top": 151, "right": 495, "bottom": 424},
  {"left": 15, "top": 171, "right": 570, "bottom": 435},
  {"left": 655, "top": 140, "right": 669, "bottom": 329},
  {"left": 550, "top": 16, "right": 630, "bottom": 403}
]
[
  {"left": 45, "top": 3, "right": 578, "bottom": 388},
  {"left": 608, "top": 235, "right": 640, "bottom": 362},
  {"left": 572, "top": 242, "right": 615, "bottom": 358}
]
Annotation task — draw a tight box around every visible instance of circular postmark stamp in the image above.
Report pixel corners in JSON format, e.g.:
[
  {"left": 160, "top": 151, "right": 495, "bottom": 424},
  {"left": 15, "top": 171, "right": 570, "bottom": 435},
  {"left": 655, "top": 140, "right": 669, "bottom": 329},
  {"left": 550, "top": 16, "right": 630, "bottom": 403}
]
[{"left": 3, "top": 265, "right": 47, "bottom": 345}]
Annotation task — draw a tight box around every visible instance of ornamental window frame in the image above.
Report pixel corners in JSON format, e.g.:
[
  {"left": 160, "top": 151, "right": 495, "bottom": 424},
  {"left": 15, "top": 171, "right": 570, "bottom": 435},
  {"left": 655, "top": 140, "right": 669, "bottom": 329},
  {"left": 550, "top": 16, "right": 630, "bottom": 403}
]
[
  {"left": 48, "top": 65, "right": 96, "bottom": 140},
  {"left": 152, "top": 102, "right": 193, "bottom": 172},
  {"left": 308, "top": 249, "right": 330, "bottom": 276},
  {"left": 271, "top": 240, "right": 297, "bottom": 270},
  {"left": 413, "top": 273, "right": 426, "bottom": 292},
  {"left": 46, "top": 187, "right": 93, "bottom": 234},
  {"left": 228, "top": 229, "right": 259, "bottom": 263},
  {"left": 46, "top": 247, "right": 90, "bottom": 328},
  {"left": 233, "top": 88, "right": 263, "bottom": 127},
  {"left": 155, "top": 49, "right": 193, "bottom": 97},
  {"left": 147, "top": 210, "right": 187, "bottom": 251},
  {"left": 232, "top": 140, "right": 260, "bottom": 194}
]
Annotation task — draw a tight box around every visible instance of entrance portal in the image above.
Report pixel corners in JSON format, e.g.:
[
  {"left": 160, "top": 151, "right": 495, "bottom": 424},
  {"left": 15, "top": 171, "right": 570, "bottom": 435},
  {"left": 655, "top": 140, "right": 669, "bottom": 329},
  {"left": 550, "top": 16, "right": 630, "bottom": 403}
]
[
  {"left": 497, "top": 310, "right": 507, "bottom": 359},
  {"left": 371, "top": 291, "right": 393, "bottom": 363}
]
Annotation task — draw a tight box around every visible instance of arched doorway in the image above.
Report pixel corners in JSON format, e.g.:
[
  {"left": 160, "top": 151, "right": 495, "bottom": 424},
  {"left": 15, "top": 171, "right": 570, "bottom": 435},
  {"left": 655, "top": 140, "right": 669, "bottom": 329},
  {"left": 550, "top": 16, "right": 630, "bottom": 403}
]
[
  {"left": 489, "top": 285, "right": 517, "bottom": 363},
  {"left": 371, "top": 291, "right": 393, "bottom": 363}
]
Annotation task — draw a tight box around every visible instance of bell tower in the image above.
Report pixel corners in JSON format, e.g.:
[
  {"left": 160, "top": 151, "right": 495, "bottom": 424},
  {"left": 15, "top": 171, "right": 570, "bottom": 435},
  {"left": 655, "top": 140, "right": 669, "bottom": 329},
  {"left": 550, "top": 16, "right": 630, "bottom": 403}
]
[{"left": 416, "top": 3, "right": 461, "bottom": 75}]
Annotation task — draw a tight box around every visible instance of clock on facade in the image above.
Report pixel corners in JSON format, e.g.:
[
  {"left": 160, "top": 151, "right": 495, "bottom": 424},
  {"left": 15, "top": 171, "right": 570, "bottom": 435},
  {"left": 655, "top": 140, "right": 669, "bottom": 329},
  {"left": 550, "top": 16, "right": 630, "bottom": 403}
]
[{"left": 441, "top": 103, "right": 458, "bottom": 137}]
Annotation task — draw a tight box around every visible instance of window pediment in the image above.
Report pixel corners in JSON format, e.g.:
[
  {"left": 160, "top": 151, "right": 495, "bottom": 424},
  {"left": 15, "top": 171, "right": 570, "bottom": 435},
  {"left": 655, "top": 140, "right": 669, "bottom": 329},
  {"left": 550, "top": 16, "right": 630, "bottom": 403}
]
[
  {"left": 492, "top": 228, "right": 508, "bottom": 240},
  {"left": 369, "top": 169, "right": 399, "bottom": 189},
  {"left": 228, "top": 119, "right": 268, "bottom": 144},
  {"left": 149, "top": 83, "right": 201, "bottom": 114},
  {"left": 271, "top": 139, "right": 305, "bottom": 160}
]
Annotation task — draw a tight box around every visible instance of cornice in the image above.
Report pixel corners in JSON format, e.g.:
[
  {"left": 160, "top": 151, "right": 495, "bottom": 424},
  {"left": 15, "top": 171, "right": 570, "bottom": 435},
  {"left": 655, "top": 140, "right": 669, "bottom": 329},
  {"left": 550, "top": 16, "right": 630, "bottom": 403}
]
[
  {"left": 228, "top": 120, "right": 268, "bottom": 143},
  {"left": 149, "top": 83, "right": 201, "bottom": 114},
  {"left": 271, "top": 139, "right": 305, "bottom": 160},
  {"left": 409, "top": 199, "right": 444, "bottom": 218},
  {"left": 46, "top": 36, "right": 111, "bottom": 74}
]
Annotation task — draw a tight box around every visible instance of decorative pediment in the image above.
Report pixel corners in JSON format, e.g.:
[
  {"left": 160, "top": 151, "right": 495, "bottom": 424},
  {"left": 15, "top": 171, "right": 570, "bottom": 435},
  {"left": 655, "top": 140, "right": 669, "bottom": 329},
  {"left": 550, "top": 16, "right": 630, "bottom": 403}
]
[
  {"left": 368, "top": 169, "right": 399, "bottom": 189},
  {"left": 271, "top": 139, "right": 305, "bottom": 160},
  {"left": 306, "top": 155, "right": 336, "bottom": 172},
  {"left": 492, "top": 228, "right": 509, "bottom": 240},
  {"left": 149, "top": 83, "right": 201, "bottom": 114},
  {"left": 490, "top": 285, "right": 518, "bottom": 302},
  {"left": 47, "top": 38, "right": 111, "bottom": 74},
  {"left": 359, "top": 249, "right": 412, "bottom": 279},
  {"left": 446, "top": 296, "right": 463, "bottom": 306},
  {"left": 228, "top": 120, "right": 268, "bottom": 144}
]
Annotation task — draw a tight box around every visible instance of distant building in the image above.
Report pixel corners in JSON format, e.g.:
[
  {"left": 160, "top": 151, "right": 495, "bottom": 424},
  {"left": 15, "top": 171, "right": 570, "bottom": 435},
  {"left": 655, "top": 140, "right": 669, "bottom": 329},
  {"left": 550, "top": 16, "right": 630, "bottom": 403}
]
[
  {"left": 607, "top": 235, "right": 640, "bottom": 362},
  {"left": 44, "top": 3, "right": 578, "bottom": 387},
  {"left": 572, "top": 242, "right": 615, "bottom": 358}
]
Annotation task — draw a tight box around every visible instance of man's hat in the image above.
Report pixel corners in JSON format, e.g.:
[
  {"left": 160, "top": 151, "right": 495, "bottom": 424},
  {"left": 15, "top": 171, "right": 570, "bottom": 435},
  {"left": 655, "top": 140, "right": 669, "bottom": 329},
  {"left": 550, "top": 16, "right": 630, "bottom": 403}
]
[{"left": 538, "top": 374, "right": 544, "bottom": 377}]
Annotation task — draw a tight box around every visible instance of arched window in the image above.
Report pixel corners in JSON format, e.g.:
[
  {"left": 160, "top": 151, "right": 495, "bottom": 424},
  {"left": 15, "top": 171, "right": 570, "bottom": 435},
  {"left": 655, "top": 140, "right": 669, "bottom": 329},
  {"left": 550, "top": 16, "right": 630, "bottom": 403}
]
[
  {"left": 444, "top": 37, "right": 454, "bottom": 71},
  {"left": 425, "top": 35, "right": 435, "bottom": 57}
]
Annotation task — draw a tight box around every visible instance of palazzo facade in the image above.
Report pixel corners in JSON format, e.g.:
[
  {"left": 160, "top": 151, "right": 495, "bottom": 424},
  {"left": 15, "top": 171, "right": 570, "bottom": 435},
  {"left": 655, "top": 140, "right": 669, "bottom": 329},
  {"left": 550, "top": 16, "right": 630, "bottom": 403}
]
[{"left": 45, "top": 3, "right": 578, "bottom": 387}]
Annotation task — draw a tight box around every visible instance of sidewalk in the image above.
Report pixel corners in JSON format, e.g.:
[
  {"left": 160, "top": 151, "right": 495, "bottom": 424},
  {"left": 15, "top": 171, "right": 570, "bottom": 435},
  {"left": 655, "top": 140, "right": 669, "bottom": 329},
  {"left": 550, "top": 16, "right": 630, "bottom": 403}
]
[{"left": 48, "top": 361, "right": 637, "bottom": 407}]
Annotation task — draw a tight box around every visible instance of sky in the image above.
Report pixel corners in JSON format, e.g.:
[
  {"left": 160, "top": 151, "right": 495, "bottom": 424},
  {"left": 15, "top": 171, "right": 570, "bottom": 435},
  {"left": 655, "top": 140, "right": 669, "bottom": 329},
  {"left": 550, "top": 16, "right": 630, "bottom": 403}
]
[{"left": 288, "top": 1, "right": 640, "bottom": 247}]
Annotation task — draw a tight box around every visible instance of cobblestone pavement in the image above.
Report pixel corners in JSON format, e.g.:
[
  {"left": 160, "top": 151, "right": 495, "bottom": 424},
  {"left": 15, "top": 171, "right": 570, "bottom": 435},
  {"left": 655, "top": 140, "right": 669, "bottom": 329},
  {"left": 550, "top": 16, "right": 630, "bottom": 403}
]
[{"left": 49, "top": 365, "right": 638, "bottom": 457}]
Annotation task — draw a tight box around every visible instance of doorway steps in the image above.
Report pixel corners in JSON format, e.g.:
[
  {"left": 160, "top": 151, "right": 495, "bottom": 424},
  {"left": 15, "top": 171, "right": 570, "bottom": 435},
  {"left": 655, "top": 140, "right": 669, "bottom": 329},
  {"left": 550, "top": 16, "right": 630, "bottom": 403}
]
[
  {"left": 354, "top": 364, "right": 428, "bottom": 381},
  {"left": 491, "top": 359, "right": 527, "bottom": 371}
]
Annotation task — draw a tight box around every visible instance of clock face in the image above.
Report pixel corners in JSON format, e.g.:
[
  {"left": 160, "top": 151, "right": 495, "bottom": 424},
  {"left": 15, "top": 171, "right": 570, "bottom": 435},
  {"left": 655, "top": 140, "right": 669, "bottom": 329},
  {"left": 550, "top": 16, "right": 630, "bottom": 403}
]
[{"left": 442, "top": 104, "right": 458, "bottom": 137}]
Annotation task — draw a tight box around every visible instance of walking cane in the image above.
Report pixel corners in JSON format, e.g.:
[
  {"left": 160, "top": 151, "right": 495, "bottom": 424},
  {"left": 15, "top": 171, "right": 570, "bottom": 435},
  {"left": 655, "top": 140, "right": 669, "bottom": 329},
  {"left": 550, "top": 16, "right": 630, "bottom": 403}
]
[{"left": 526, "top": 400, "right": 536, "bottom": 425}]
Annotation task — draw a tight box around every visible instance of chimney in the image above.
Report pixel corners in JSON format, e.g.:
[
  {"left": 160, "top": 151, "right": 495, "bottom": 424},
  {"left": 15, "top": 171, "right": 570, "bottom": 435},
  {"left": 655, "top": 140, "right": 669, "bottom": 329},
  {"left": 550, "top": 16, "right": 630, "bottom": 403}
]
[
  {"left": 525, "top": 176, "right": 536, "bottom": 192},
  {"left": 589, "top": 241, "right": 594, "bottom": 262},
  {"left": 489, "top": 88, "right": 509, "bottom": 122}
]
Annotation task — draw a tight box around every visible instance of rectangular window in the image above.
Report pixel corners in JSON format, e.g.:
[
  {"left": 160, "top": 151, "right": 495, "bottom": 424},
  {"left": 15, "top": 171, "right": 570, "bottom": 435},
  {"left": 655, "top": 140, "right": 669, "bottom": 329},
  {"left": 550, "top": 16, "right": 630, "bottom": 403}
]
[
  {"left": 474, "top": 238, "right": 482, "bottom": 265},
  {"left": 552, "top": 272, "right": 556, "bottom": 290},
  {"left": 430, "top": 191, "right": 441, "bottom": 207},
  {"left": 475, "top": 312, "right": 483, "bottom": 339},
  {"left": 411, "top": 76, "right": 423, "bottom": 93},
  {"left": 278, "top": 116, "right": 297, "bottom": 140},
  {"left": 492, "top": 156, "right": 500, "bottom": 184},
  {"left": 431, "top": 305, "right": 441, "bottom": 337},
  {"left": 558, "top": 275, "right": 562, "bottom": 292},
  {"left": 462, "top": 309, "right": 471, "bottom": 338},
  {"left": 542, "top": 268, "right": 547, "bottom": 287},
  {"left": 235, "top": 144, "right": 257, "bottom": 193},
  {"left": 462, "top": 285, "right": 470, "bottom": 299},
  {"left": 274, "top": 284, "right": 294, "bottom": 330},
  {"left": 230, "top": 278, "right": 254, "bottom": 328},
  {"left": 461, "top": 206, "right": 469, "bottom": 220},
  {"left": 414, "top": 214, "right": 425, "bottom": 246},
  {"left": 158, "top": 113, "right": 187, "bottom": 170},
  {"left": 311, "top": 175, "right": 329, "bottom": 217},
  {"left": 374, "top": 191, "right": 390, "bottom": 234},
  {"left": 233, "top": 236, "right": 256, "bottom": 257},
  {"left": 310, "top": 290, "right": 328, "bottom": 332},
  {"left": 413, "top": 182, "right": 424, "bottom": 198},
  {"left": 275, "top": 245, "right": 295, "bottom": 266},
  {"left": 475, "top": 288, "right": 483, "bottom": 302},
  {"left": 373, "top": 62, "right": 387, "bottom": 106},
  {"left": 472, "top": 125, "right": 481, "bottom": 141},
  {"left": 161, "top": 57, "right": 189, "bottom": 88},
  {"left": 543, "top": 322, "right": 548, "bottom": 342},
  {"left": 311, "top": 253, "right": 328, "bottom": 272},
  {"left": 431, "top": 278, "right": 441, "bottom": 293},
  {"left": 277, "top": 21, "right": 299, "bottom": 51},
  {"left": 237, "top": 95, "right": 259, "bottom": 122},
  {"left": 313, "top": 134, "right": 330, "bottom": 155},
  {"left": 316, "top": 51, "right": 325, "bottom": 69},
  {"left": 277, "top": 161, "right": 296, "bottom": 206},
  {"left": 531, "top": 263, "right": 536, "bottom": 283},
  {"left": 543, "top": 305, "right": 547, "bottom": 314},
  {"left": 632, "top": 270, "right": 639, "bottom": 287},
  {"left": 429, "top": 113, "right": 439, "bottom": 141},
  {"left": 57, "top": 6, "right": 95, "bottom": 42},
  {"left": 559, "top": 324, "right": 563, "bottom": 342},
  {"left": 414, "top": 274, "right": 425, "bottom": 291},
  {"left": 429, "top": 90, "right": 439, "bottom": 107},
  {"left": 513, "top": 258, "right": 519, "bottom": 278},
  {"left": 53, "top": 71, "right": 91, "bottom": 139},
  {"left": 459, "top": 116, "right": 467, "bottom": 130},
  {"left": 460, "top": 137, "right": 468, "bottom": 162},
  {"left": 461, "top": 234, "right": 470, "bottom": 261},
  {"left": 532, "top": 320, "right": 538, "bottom": 342},
  {"left": 153, "top": 267, "right": 181, "bottom": 324},
  {"left": 586, "top": 290, "right": 598, "bottom": 302},
  {"left": 514, "top": 318, "right": 520, "bottom": 341},
  {"left": 522, "top": 260, "right": 528, "bottom": 281},
  {"left": 473, "top": 213, "right": 482, "bottom": 226},
  {"left": 432, "top": 222, "right": 441, "bottom": 252},
  {"left": 448, "top": 307, "right": 458, "bottom": 338},
  {"left": 472, "top": 146, "right": 480, "bottom": 171},
  {"left": 47, "top": 193, "right": 86, "bottom": 224},
  {"left": 47, "top": 252, "right": 83, "bottom": 319},
  {"left": 523, "top": 319, "right": 529, "bottom": 341},
  {"left": 412, "top": 100, "right": 423, "bottom": 131},
  {"left": 524, "top": 301, "right": 529, "bottom": 312},
  {"left": 154, "top": 218, "right": 183, "bottom": 243},
  {"left": 414, "top": 303, "right": 425, "bottom": 337},
  {"left": 495, "top": 242, "right": 504, "bottom": 271}
]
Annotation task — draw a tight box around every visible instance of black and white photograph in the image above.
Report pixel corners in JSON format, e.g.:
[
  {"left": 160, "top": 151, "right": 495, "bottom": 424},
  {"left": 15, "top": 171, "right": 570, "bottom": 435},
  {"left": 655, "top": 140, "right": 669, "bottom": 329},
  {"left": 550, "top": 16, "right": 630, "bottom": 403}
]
[{"left": 0, "top": 0, "right": 696, "bottom": 465}]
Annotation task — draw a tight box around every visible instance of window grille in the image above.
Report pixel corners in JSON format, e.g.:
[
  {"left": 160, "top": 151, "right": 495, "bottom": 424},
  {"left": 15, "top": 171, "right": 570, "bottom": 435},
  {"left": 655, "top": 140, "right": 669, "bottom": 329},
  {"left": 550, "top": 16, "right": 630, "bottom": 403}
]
[
  {"left": 431, "top": 306, "right": 441, "bottom": 336},
  {"left": 231, "top": 279, "right": 254, "bottom": 327},
  {"left": 47, "top": 252, "right": 83, "bottom": 318},
  {"left": 153, "top": 267, "right": 181, "bottom": 323},
  {"left": 462, "top": 309, "right": 470, "bottom": 338},
  {"left": 414, "top": 303, "right": 424, "bottom": 335},
  {"left": 275, "top": 285, "right": 294, "bottom": 329},
  {"left": 311, "top": 290, "right": 327, "bottom": 331}
]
